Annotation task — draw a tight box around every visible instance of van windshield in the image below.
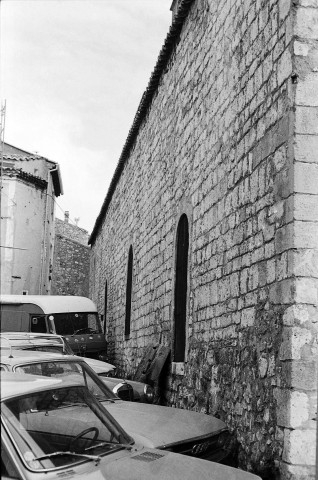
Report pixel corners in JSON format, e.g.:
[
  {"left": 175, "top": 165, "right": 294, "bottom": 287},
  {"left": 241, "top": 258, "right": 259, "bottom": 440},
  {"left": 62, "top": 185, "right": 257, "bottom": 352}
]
[{"left": 52, "top": 313, "right": 102, "bottom": 336}]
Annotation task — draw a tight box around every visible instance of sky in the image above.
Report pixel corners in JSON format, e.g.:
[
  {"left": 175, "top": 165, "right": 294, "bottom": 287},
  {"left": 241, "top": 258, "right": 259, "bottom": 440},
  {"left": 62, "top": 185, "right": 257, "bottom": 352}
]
[{"left": 0, "top": 0, "right": 172, "bottom": 233}]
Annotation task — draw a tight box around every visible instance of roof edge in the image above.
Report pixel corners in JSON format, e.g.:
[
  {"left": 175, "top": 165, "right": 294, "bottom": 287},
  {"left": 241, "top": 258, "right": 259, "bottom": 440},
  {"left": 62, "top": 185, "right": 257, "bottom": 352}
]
[{"left": 89, "top": 0, "right": 194, "bottom": 245}]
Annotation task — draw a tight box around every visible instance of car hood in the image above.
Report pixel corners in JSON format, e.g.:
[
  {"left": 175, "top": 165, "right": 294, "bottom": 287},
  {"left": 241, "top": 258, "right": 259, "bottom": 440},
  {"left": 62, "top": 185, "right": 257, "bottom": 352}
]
[
  {"left": 58, "top": 448, "right": 260, "bottom": 480},
  {"left": 103, "top": 400, "right": 227, "bottom": 448},
  {"left": 82, "top": 356, "right": 115, "bottom": 374}
]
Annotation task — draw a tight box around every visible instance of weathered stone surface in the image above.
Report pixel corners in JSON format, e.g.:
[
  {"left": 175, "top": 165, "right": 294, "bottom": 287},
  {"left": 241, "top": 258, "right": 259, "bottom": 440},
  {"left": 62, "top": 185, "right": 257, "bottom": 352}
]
[
  {"left": 52, "top": 218, "right": 90, "bottom": 296},
  {"left": 283, "top": 428, "right": 316, "bottom": 464},
  {"left": 89, "top": 1, "right": 318, "bottom": 479}
]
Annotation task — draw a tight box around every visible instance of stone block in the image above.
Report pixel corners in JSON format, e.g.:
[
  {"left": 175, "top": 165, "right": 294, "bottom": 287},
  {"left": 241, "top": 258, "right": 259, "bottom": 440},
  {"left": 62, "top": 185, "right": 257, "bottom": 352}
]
[
  {"left": 296, "top": 73, "right": 318, "bottom": 106},
  {"left": 270, "top": 278, "right": 294, "bottom": 304},
  {"left": 294, "top": 193, "right": 318, "bottom": 221},
  {"left": 294, "top": 162, "right": 318, "bottom": 194},
  {"left": 280, "top": 462, "right": 316, "bottom": 480},
  {"left": 295, "top": 277, "right": 318, "bottom": 304},
  {"left": 275, "top": 389, "right": 309, "bottom": 428},
  {"left": 294, "top": 134, "right": 318, "bottom": 163},
  {"left": 295, "top": 106, "right": 318, "bottom": 135},
  {"left": 279, "top": 326, "right": 312, "bottom": 360},
  {"left": 279, "top": 0, "right": 291, "bottom": 22},
  {"left": 275, "top": 388, "right": 290, "bottom": 426},
  {"left": 290, "top": 391, "right": 310, "bottom": 428},
  {"left": 277, "top": 48, "right": 293, "bottom": 86},
  {"left": 283, "top": 304, "right": 312, "bottom": 325},
  {"left": 274, "top": 168, "right": 293, "bottom": 199},
  {"left": 299, "top": 0, "right": 318, "bottom": 6},
  {"left": 292, "top": 249, "right": 318, "bottom": 277},
  {"left": 258, "top": 356, "right": 268, "bottom": 378},
  {"left": 294, "top": 40, "right": 310, "bottom": 56},
  {"left": 288, "top": 360, "right": 318, "bottom": 390},
  {"left": 294, "top": 221, "right": 318, "bottom": 249},
  {"left": 283, "top": 428, "right": 316, "bottom": 464},
  {"left": 277, "top": 252, "right": 288, "bottom": 281},
  {"left": 289, "top": 248, "right": 318, "bottom": 278},
  {"left": 295, "top": 8, "right": 318, "bottom": 39},
  {"left": 241, "top": 307, "right": 255, "bottom": 327}
]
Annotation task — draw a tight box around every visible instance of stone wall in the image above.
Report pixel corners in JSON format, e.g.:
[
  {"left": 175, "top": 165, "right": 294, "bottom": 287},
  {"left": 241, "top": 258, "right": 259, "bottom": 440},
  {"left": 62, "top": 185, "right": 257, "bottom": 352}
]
[
  {"left": 52, "top": 218, "right": 90, "bottom": 296},
  {"left": 89, "top": 1, "right": 318, "bottom": 478}
]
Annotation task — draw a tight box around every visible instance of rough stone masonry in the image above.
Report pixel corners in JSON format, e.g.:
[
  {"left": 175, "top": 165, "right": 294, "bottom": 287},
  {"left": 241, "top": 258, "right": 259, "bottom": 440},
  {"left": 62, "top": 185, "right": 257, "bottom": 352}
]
[
  {"left": 52, "top": 216, "right": 90, "bottom": 296},
  {"left": 89, "top": 1, "right": 318, "bottom": 478}
]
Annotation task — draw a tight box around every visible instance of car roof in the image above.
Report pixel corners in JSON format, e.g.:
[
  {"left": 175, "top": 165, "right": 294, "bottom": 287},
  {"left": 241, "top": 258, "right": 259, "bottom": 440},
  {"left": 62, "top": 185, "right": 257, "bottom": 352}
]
[
  {"left": 0, "top": 332, "right": 64, "bottom": 342},
  {"left": 0, "top": 295, "right": 97, "bottom": 314},
  {"left": 1, "top": 332, "right": 64, "bottom": 348},
  {"left": 0, "top": 372, "right": 81, "bottom": 401},
  {"left": 0, "top": 349, "right": 79, "bottom": 366}
]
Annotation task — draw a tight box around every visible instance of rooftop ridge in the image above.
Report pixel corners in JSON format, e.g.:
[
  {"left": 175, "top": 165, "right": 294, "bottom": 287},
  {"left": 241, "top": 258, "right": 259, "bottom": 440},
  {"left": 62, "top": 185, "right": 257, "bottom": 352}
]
[{"left": 89, "top": 0, "right": 194, "bottom": 245}]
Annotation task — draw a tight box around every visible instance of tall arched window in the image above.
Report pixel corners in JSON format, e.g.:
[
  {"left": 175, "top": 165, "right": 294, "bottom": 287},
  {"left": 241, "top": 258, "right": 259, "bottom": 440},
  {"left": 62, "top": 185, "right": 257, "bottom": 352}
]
[
  {"left": 104, "top": 280, "right": 108, "bottom": 334},
  {"left": 174, "top": 214, "right": 189, "bottom": 362},
  {"left": 125, "top": 246, "right": 133, "bottom": 337}
]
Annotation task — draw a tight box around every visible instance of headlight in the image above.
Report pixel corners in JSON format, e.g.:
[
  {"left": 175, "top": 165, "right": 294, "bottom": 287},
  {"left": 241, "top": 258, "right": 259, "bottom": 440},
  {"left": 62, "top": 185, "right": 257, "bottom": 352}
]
[{"left": 144, "top": 384, "right": 154, "bottom": 403}]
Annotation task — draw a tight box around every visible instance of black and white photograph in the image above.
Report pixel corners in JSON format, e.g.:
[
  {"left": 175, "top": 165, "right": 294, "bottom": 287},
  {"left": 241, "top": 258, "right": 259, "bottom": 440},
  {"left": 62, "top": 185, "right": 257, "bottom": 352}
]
[{"left": 1, "top": 1, "right": 317, "bottom": 479}]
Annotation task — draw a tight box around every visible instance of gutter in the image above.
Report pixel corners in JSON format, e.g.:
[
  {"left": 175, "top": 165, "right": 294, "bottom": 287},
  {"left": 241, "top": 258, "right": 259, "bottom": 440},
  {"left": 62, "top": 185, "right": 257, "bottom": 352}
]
[{"left": 88, "top": 0, "right": 194, "bottom": 245}]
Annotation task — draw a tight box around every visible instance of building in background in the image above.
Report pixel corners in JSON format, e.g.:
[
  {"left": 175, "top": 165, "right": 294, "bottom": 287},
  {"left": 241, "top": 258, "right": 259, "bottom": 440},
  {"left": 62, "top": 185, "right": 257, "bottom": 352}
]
[
  {"left": 89, "top": 1, "right": 318, "bottom": 479},
  {"left": 51, "top": 212, "right": 90, "bottom": 296},
  {"left": 0, "top": 142, "right": 63, "bottom": 295}
]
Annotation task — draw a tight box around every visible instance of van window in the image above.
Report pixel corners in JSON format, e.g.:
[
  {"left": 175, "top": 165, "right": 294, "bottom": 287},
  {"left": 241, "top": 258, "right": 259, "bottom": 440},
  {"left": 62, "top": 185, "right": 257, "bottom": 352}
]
[
  {"left": 0, "top": 310, "right": 27, "bottom": 332},
  {"left": 53, "top": 313, "right": 102, "bottom": 336},
  {"left": 30, "top": 316, "right": 47, "bottom": 333}
]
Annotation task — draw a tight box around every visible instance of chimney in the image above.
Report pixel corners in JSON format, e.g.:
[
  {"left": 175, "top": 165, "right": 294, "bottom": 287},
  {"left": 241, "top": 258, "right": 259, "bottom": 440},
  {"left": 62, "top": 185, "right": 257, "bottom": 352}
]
[{"left": 64, "top": 211, "right": 69, "bottom": 223}]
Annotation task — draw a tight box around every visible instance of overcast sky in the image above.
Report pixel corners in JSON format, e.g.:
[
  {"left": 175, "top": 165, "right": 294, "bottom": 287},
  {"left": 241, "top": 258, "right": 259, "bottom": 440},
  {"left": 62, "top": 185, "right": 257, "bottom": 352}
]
[{"left": 0, "top": 0, "right": 172, "bottom": 233}]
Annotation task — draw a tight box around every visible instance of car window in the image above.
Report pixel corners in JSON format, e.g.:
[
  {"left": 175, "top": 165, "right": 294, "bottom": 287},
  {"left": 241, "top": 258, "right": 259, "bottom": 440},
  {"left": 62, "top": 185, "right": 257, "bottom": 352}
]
[
  {"left": 15, "top": 361, "right": 81, "bottom": 378},
  {"left": 30, "top": 316, "right": 47, "bottom": 334},
  {"left": 1, "top": 385, "right": 132, "bottom": 472},
  {"left": 1, "top": 443, "right": 21, "bottom": 479},
  {"left": 13, "top": 361, "right": 117, "bottom": 401},
  {"left": 23, "top": 346, "right": 64, "bottom": 354}
]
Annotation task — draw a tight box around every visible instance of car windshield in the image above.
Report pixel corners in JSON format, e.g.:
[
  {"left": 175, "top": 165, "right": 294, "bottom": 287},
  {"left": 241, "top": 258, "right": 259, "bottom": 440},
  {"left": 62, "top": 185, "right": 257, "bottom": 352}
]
[
  {"left": 1, "top": 384, "right": 132, "bottom": 472},
  {"left": 52, "top": 313, "right": 102, "bottom": 335},
  {"left": 14, "top": 360, "right": 118, "bottom": 402},
  {"left": 20, "top": 345, "right": 64, "bottom": 354}
]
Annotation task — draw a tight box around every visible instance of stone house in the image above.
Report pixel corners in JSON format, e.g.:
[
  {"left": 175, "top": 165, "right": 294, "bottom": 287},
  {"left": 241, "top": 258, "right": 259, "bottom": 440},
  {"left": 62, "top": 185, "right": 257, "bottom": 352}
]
[
  {"left": 51, "top": 212, "right": 90, "bottom": 296},
  {"left": 1, "top": 142, "right": 63, "bottom": 295},
  {"left": 89, "top": 1, "right": 318, "bottom": 478}
]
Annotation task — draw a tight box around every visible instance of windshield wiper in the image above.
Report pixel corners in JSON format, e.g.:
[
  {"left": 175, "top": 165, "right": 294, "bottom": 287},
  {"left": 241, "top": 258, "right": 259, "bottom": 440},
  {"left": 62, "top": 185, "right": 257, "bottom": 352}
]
[
  {"left": 97, "top": 396, "right": 116, "bottom": 403},
  {"left": 33, "top": 451, "right": 102, "bottom": 466},
  {"left": 85, "top": 441, "right": 133, "bottom": 453}
]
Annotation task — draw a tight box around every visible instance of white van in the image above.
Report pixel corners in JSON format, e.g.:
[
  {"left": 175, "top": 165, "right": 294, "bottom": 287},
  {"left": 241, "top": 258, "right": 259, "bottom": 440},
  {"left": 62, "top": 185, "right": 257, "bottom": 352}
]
[{"left": 0, "top": 295, "right": 107, "bottom": 360}]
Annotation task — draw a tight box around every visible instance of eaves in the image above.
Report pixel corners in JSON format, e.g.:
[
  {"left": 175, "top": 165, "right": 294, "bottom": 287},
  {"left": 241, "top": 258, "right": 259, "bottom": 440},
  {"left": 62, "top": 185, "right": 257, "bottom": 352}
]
[{"left": 88, "top": 0, "right": 195, "bottom": 245}]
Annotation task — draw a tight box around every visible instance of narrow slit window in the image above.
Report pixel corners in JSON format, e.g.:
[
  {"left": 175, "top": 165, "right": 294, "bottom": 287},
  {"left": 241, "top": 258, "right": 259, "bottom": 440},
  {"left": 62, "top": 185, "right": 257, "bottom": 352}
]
[
  {"left": 104, "top": 280, "right": 108, "bottom": 334},
  {"left": 174, "top": 214, "right": 189, "bottom": 362},
  {"left": 125, "top": 246, "right": 133, "bottom": 337}
]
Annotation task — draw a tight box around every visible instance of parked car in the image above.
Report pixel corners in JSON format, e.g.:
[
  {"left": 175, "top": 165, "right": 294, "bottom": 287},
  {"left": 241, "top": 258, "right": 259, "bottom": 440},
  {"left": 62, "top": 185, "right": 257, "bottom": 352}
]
[
  {"left": 1, "top": 349, "right": 232, "bottom": 464},
  {"left": 1, "top": 371, "right": 261, "bottom": 480},
  {"left": 0, "top": 294, "right": 107, "bottom": 359},
  {"left": 0, "top": 332, "right": 154, "bottom": 403}
]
